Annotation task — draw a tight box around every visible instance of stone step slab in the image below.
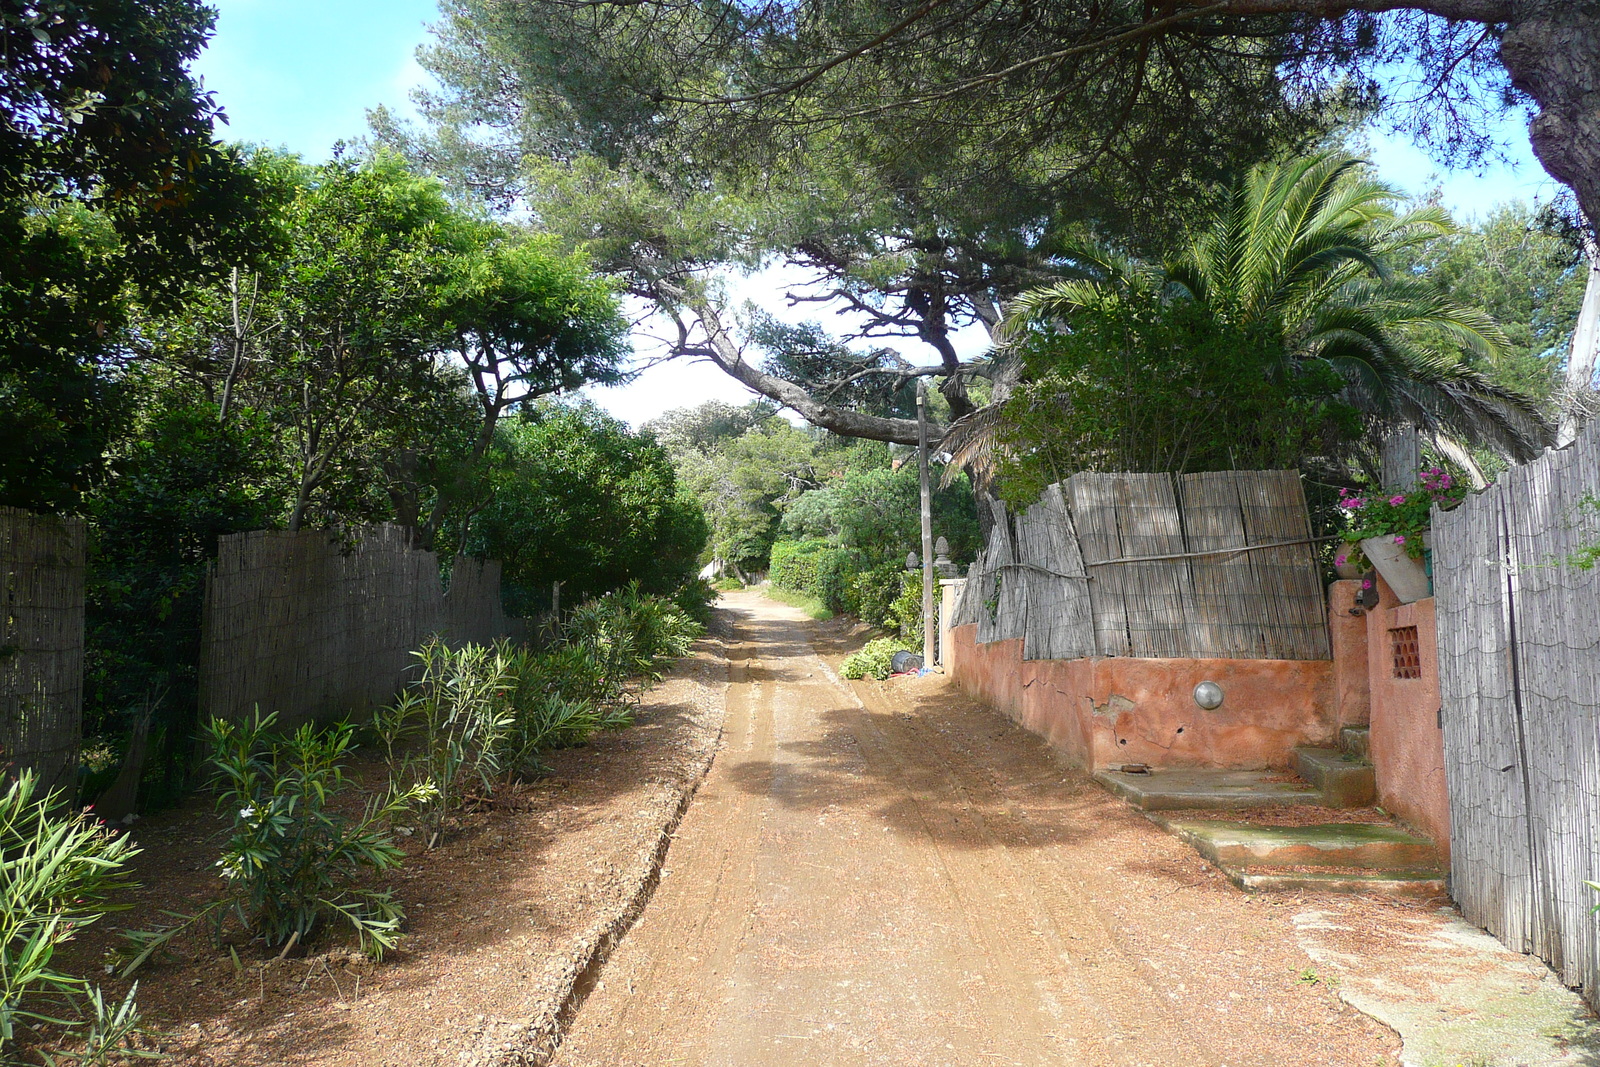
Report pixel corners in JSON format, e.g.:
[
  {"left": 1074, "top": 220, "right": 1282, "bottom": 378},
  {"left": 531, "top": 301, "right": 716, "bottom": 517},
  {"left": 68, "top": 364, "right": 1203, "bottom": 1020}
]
[
  {"left": 1154, "top": 817, "right": 1441, "bottom": 869},
  {"left": 1094, "top": 768, "right": 1322, "bottom": 811},
  {"left": 1223, "top": 866, "right": 1448, "bottom": 900},
  {"left": 1293, "top": 746, "right": 1376, "bottom": 808}
]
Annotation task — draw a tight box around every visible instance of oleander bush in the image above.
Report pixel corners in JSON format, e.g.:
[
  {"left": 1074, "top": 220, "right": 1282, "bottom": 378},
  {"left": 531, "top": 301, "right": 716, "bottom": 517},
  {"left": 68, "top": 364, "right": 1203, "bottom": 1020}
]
[
  {"left": 124, "top": 713, "right": 434, "bottom": 970},
  {"left": 0, "top": 772, "right": 145, "bottom": 1059}
]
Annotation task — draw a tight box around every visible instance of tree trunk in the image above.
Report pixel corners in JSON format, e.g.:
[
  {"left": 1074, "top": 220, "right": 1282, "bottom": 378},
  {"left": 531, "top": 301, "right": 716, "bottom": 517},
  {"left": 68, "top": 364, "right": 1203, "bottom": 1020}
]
[
  {"left": 1499, "top": 1, "right": 1600, "bottom": 234},
  {"left": 1557, "top": 237, "right": 1600, "bottom": 447}
]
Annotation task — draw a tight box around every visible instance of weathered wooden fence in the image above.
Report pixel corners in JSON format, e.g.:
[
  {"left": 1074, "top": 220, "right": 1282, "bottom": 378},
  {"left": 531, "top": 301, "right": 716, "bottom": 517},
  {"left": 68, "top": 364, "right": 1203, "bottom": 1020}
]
[
  {"left": 955, "top": 470, "right": 1329, "bottom": 660},
  {"left": 0, "top": 508, "right": 85, "bottom": 793},
  {"left": 1433, "top": 418, "right": 1600, "bottom": 1004},
  {"left": 199, "top": 525, "right": 520, "bottom": 728}
]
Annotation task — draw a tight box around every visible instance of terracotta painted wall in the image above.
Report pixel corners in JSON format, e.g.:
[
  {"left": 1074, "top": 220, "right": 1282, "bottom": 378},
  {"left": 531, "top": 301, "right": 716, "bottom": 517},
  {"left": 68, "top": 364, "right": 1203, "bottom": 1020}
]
[
  {"left": 1362, "top": 579, "right": 1451, "bottom": 853},
  {"left": 945, "top": 624, "right": 1336, "bottom": 772},
  {"left": 1327, "top": 580, "right": 1370, "bottom": 729}
]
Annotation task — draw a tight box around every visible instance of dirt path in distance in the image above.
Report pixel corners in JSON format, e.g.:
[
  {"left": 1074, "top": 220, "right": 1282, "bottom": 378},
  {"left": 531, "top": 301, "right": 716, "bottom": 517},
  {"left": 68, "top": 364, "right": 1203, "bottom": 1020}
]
[{"left": 552, "top": 591, "right": 1403, "bottom": 1067}]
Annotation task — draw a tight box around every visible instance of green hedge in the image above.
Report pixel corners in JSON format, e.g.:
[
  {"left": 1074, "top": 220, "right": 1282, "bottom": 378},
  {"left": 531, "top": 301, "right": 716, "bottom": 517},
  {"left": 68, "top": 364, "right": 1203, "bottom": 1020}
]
[
  {"left": 769, "top": 539, "right": 856, "bottom": 615},
  {"left": 770, "top": 541, "right": 923, "bottom": 642}
]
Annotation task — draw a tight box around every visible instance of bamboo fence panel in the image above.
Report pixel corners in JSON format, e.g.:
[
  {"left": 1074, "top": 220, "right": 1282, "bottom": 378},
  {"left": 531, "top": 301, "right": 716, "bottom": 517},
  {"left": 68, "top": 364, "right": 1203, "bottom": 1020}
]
[
  {"left": 200, "top": 526, "right": 517, "bottom": 729},
  {"left": 445, "top": 557, "right": 518, "bottom": 647},
  {"left": 0, "top": 509, "right": 84, "bottom": 793},
  {"left": 1064, "top": 474, "right": 1135, "bottom": 656},
  {"left": 1434, "top": 417, "right": 1600, "bottom": 1003},
  {"left": 961, "top": 471, "right": 1327, "bottom": 662},
  {"left": 1068, "top": 473, "right": 1192, "bottom": 657},
  {"left": 1016, "top": 484, "right": 1096, "bottom": 660},
  {"left": 1180, "top": 471, "right": 1329, "bottom": 660},
  {"left": 977, "top": 498, "right": 1025, "bottom": 644}
]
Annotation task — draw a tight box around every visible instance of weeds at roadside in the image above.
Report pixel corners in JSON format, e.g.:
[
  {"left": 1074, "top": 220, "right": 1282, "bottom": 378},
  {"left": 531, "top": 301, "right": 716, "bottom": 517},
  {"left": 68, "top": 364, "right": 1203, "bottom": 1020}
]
[
  {"left": 841, "top": 637, "right": 916, "bottom": 680},
  {"left": 118, "top": 586, "right": 704, "bottom": 983}
]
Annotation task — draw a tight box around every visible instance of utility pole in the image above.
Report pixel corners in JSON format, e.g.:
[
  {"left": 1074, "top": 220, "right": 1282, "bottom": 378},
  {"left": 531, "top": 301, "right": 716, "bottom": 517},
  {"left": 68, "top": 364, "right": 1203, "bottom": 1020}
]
[{"left": 916, "top": 380, "right": 935, "bottom": 669}]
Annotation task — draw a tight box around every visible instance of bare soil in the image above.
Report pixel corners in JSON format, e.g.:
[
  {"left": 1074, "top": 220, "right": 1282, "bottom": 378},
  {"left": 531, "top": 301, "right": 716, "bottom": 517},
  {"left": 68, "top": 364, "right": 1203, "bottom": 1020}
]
[
  {"left": 40, "top": 625, "right": 730, "bottom": 1067},
  {"left": 552, "top": 592, "right": 1405, "bottom": 1066}
]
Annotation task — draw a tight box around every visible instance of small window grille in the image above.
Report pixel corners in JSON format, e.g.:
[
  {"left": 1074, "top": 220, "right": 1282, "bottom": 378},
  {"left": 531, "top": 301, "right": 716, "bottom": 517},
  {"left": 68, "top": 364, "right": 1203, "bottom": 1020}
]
[{"left": 1390, "top": 626, "right": 1422, "bottom": 679}]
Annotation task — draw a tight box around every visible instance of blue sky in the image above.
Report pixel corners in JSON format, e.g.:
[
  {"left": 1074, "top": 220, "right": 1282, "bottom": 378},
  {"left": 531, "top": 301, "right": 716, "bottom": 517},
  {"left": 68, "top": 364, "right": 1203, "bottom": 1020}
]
[
  {"left": 191, "top": 0, "right": 439, "bottom": 159},
  {"left": 188, "top": 1, "right": 1566, "bottom": 424}
]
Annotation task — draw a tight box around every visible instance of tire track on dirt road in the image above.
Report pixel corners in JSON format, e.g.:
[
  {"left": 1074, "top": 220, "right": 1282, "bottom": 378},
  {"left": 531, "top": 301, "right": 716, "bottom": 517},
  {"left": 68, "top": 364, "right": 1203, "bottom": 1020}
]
[{"left": 551, "top": 592, "right": 1398, "bottom": 1067}]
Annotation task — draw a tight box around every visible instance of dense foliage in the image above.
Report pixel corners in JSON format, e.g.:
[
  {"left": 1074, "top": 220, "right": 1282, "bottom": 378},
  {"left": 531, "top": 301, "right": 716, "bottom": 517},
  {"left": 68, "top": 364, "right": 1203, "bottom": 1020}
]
[
  {"left": 1, "top": 0, "right": 276, "bottom": 512},
  {"left": 972, "top": 153, "right": 1552, "bottom": 501},
  {"left": 59, "top": 154, "right": 637, "bottom": 809},
  {"left": 465, "top": 403, "right": 709, "bottom": 612}
]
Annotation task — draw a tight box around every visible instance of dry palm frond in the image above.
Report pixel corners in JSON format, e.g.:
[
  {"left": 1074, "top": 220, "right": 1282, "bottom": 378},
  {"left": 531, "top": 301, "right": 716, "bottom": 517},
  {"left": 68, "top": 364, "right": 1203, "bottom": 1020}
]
[{"left": 938, "top": 403, "right": 1008, "bottom": 487}]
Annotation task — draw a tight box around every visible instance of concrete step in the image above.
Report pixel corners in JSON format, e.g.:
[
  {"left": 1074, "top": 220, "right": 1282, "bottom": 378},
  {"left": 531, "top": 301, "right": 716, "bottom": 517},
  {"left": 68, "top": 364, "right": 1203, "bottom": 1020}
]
[
  {"left": 1339, "top": 725, "right": 1370, "bottom": 759},
  {"left": 1293, "top": 746, "right": 1376, "bottom": 808},
  {"left": 1154, "top": 817, "right": 1441, "bottom": 869},
  {"left": 1094, "top": 768, "right": 1322, "bottom": 812},
  {"left": 1223, "top": 866, "right": 1447, "bottom": 900}
]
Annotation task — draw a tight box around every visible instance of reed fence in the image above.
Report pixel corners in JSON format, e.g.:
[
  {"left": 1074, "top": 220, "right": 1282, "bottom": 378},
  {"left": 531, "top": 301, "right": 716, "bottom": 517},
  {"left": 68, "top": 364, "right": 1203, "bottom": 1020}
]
[
  {"left": 1433, "top": 417, "right": 1600, "bottom": 1005},
  {"left": 955, "top": 470, "right": 1329, "bottom": 661},
  {"left": 0, "top": 508, "right": 85, "bottom": 793},
  {"left": 199, "top": 524, "right": 521, "bottom": 729}
]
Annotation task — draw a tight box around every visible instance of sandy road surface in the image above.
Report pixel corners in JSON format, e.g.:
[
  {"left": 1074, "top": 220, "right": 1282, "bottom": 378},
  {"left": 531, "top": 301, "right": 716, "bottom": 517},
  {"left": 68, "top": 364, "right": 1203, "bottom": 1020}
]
[{"left": 553, "top": 592, "right": 1400, "bottom": 1067}]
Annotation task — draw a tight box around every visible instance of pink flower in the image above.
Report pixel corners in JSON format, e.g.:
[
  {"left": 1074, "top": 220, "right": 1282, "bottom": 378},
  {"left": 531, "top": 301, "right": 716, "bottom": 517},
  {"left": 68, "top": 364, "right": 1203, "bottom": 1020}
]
[
  {"left": 1393, "top": 534, "right": 1406, "bottom": 544},
  {"left": 1335, "top": 554, "right": 1347, "bottom": 566},
  {"left": 1389, "top": 494, "right": 1407, "bottom": 505}
]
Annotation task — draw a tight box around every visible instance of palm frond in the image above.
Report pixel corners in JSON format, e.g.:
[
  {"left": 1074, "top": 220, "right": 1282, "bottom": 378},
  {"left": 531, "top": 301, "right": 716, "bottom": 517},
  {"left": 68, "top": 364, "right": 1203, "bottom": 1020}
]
[{"left": 938, "top": 403, "right": 1008, "bottom": 487}]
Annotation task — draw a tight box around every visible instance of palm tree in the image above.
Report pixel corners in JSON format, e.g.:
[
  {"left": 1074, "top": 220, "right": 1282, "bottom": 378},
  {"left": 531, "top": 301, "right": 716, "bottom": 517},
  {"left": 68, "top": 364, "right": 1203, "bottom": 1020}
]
[{"left": 947, "top": 152, "right": 1552, "bottom": 483}]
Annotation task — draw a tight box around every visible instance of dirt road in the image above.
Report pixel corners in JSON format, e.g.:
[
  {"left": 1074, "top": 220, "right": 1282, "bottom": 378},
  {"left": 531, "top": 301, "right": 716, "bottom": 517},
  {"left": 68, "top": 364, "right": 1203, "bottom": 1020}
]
[{"left": 553, "top": 592, "right": 1401, "bottom": 1067}]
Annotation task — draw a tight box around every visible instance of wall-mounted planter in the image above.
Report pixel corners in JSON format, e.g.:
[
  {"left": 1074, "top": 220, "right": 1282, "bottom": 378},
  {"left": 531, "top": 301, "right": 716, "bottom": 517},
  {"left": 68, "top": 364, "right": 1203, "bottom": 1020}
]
[{"left": 1361, "top": 536, "right": 1431, "bottom": 604}]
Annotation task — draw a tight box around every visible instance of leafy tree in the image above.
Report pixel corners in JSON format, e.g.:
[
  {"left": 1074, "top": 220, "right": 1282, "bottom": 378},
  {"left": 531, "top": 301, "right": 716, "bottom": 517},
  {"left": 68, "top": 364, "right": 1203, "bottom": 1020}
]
[
  {"left": 644, "top": 399, "right": 778, "bottom": 456},
  {"left": 663, "top": 415, "right": 828, "bottom": 575},
  {"left": 82, "top": 387, "right": 276, "bottom": 805},
  {"left": 965, "top": 152, "right": 1549, "bottom": 495},
  {"left": 372, "top": 0, "right": 1355, "bottom": 450},
  {"left": 403, "top": 0, "right": 1600, "bottom": 242},
  {"left": 466, "top": 402, "right": 709, "bottom": 609},
  {"left": 437, "top": 230, "right": 630, "bottom": 530},
  {"left": 781, "top": 466, "right": 981, "bottom": 564},
  {"left": 988, "top": 298, "right": 1360, "bottom": 504},
  {"left": 143, "top": 152, "right": 627, "bottom": 538},
  {"left": 1400, "top": 200, "right": 1588, "bottom": 400},
  {"left": 1, "top": 0, "right": 276, "bottom": 510}
]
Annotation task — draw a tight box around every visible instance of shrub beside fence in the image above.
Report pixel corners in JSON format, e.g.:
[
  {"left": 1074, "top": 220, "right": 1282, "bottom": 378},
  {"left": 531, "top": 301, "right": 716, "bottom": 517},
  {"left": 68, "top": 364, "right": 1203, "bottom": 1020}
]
[
  {"left": 199, "top": 524, "right": 521, "bottom": 729},
  {"left": 1433, "top": 418, "right": 1600, "bottom": 1006},
  {"left": 0, "top": 508, "right": 85, "bottom": 793}
]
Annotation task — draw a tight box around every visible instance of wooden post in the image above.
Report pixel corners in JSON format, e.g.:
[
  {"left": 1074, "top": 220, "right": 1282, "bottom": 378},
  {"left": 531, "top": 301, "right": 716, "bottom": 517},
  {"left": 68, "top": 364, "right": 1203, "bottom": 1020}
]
[
  {"left": 917, "top": 381, "right": 935, "bottom": 669},
  {"left": 552, "top": 579, "right": 561, "bottom": 619}
]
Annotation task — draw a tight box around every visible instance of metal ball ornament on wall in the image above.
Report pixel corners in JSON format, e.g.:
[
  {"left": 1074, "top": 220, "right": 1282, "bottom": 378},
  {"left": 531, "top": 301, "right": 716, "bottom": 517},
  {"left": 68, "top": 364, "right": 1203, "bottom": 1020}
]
[{"left": 1193, "top": 681, "right": 1224, "bottom": 710}]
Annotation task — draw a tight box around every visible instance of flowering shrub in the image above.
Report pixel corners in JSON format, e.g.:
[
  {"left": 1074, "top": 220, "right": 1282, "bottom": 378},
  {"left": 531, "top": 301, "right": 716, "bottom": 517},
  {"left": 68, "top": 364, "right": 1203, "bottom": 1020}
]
[
  {"left": 124, "top": 712, "right": 435, "bottom": 971},
  {"left": 1336, "top": 467, "right": 1466, "bottom": 569}
]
